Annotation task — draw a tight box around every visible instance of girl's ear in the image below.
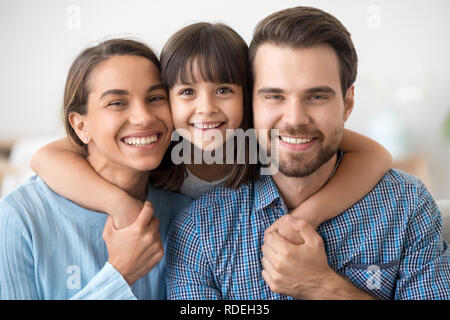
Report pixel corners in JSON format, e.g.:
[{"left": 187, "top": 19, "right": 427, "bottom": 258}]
[
  {"left": 69, "top": 112, "right": 90, "bottom": 144},
  {"left": 343, "top": 85, "right": 355, "bottom": 122}
]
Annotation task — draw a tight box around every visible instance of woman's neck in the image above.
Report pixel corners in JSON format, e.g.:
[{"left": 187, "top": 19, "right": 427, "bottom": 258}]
[{"left": 86, "top": 153, "right": 149, "bottom": 202}]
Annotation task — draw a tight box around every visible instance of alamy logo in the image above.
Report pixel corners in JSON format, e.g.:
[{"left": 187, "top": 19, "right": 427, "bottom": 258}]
[
  {"left": 66, "top": 265, "right": 81, "bottom": 290},
  {"left": 366, "top": 265, "right": 381, "bottom": 290}
]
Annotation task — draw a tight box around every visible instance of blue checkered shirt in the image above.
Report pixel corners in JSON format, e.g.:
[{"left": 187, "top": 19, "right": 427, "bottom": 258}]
[{"left": 166, "top": 169, "right": 450, "bottom": 300}]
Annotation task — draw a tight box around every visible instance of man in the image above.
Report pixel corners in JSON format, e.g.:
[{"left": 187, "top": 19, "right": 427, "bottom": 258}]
[{"left": 166, "top": 6, "right": 450, "bottom": 299}]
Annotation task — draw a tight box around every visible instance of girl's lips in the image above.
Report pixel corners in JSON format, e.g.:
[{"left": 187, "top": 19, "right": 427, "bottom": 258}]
[{"left": 192, "top": 121, "right": 225, "bottom": 131}]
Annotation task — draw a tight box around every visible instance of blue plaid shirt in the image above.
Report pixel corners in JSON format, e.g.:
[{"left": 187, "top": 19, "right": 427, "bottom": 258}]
[{"left": 166, "top": 169, "right": 450, "bottom": 300}]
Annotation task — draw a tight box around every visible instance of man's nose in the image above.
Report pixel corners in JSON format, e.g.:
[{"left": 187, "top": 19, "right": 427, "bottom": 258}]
[{"left": 282, "top": 98, "right": 311, "bottom": 126}]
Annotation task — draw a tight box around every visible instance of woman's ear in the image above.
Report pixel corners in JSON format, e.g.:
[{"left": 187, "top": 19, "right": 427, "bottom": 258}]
[
  {"left": 343, "top": 85, "right": 355, "bottom": 122},
  {"left": 69, "top": 112, "right": 90, "bottom": 144}
]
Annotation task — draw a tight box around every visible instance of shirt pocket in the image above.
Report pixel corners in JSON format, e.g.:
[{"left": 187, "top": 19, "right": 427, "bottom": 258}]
[{"left": 341, "top": 260, "right": 400, "bottom": 300}]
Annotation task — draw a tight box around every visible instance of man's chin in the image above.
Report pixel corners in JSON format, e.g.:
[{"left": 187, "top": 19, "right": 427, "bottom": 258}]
[{"left": 277, "top": 149, "right": 338, "bottom": 178}]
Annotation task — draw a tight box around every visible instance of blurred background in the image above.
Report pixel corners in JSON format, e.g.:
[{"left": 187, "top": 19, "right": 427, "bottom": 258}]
[{"left": 0, "top": 0, "right": 449, "bottom": 202}]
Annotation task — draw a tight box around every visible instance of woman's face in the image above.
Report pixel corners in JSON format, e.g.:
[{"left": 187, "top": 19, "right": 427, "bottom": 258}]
[
  {"left": 169, "top": 62, "right": 244, "bottom": 151},
  {"left": 76, "top": 55, "right": 173, "bottom": 172}
]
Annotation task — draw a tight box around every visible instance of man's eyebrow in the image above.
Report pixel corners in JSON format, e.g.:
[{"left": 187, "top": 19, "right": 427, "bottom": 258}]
[
  {"left": 256, "top": 87, "right": 286, "bottom": 95},
  {"left": 304, "top": 86, "right": 336, "bottom": 95}
]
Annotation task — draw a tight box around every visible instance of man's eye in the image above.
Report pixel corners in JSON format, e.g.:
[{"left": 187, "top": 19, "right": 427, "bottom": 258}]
[
  {"left": 217, "top": 87, "right": 233, "bottom": 94},
  {"left": 310, "top": 95, "right": 327, "bottom": 101},
  {"left": 266, "top": 95, "right": 284, "bottom": 100}
]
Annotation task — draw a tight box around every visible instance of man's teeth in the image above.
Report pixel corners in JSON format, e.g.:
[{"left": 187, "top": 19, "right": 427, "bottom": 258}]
[
  {"left": 280, "top": 136, "right": 314, "bottom": 144},
  {"left": 124, "top": 135, "right": 158, "bottom": 146},
  {"left": 193, "top": 122, "right": 222, "bottom": 129}
]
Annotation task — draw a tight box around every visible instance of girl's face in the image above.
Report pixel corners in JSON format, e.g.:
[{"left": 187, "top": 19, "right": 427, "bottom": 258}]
[
  {"left": 73, "top": 55, "right": 173, "bottom": 172},
  {"left": 169, "top": 63, "right": 243, "bottom": 151}
]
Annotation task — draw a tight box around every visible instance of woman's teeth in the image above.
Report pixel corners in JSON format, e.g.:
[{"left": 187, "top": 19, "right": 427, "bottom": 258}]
[
  {"left": 193, "top": 122, "right": 222, "bottom": 129},
  {"left": 124, "top": 135, "right": 158, "bottom": 146},
  {"left": 280, "top": 136, "right": 314, "bottom": 144}
]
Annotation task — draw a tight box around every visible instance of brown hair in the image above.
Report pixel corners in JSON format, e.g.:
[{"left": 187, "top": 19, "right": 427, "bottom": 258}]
[
  {"left": 62, "top": 38, "right": 178, "bottom": 190},
  {"left": 159, "top": 22, "right": 258, "bottom": 190},
  {"left": 249, "top": 6, "right": 358, "bottom": 97}
]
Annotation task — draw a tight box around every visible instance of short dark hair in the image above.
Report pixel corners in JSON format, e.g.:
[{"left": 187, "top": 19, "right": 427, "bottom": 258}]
[
  {"left": 249, "top": 6, "right": 358, "bottom": 97},
  {"left": 159, "top": 22, "right": 258, "bottom": 189}
]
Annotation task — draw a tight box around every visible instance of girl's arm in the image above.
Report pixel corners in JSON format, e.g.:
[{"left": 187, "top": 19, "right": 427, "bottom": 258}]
[
  {"left": 30, "top": 138, "right": 141, "bottom": 228},
  {"left": 290, "top": 128, "right": 392, "bottom": 228}
]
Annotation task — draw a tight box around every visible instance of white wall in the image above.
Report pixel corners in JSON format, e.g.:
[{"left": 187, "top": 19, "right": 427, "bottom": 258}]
[{"left": 1, "top": 0, "right": 449, "bottom": 198}]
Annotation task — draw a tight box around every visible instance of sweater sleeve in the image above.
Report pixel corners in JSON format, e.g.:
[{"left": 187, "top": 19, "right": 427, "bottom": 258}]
[
  {"left": 70, "top": 262, "right": 137, "bottom": 300},
  {"left": 0, "top": 207, "right": 39, "bottom": 299}
]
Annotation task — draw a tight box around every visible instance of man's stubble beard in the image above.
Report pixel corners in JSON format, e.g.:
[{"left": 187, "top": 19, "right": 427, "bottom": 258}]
[{"left": 276, "top": 126, "right": 343, "bottom": 178}]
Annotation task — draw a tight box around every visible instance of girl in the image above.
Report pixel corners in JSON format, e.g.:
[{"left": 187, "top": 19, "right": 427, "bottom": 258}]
[
  {"left": 31, "top": 23, "right": 392, "bottom": 231},
  {"left": 0, "top": 39, "right": 191, "bottom": 299}
]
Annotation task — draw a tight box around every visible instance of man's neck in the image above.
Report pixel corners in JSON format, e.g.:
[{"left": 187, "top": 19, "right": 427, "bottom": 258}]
[
  {"left": 272, "top": 154, "right": 338, "bottom": 210},
  {"left": 86, "top": 152, "right": 149, "bottom": 202}
]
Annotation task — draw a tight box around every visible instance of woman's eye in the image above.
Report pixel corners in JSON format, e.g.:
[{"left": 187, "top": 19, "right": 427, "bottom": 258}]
[
  {"left": 107, "top": 101, "right": 126, "bottom": 108},
  {"left": 148, "top": 95, "right": 166, "bottom": 103},
  {"left": 217, "top": 87, "right": 233, "bottom": 95}
]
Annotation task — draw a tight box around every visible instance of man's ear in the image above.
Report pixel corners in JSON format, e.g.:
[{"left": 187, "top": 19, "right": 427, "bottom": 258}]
[
  {"left": 343, "top": 85, "right": 355, "bottom": 122},
  {"left": 69, "top": 112, "right": 90, "bottom": 144}
]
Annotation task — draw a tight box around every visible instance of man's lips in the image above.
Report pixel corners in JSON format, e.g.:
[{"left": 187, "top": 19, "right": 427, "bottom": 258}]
[{"left": 277, "top": 135, "right": 317, "bottom": 151}]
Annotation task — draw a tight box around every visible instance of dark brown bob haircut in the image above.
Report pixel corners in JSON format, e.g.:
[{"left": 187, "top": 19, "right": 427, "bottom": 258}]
[
  {"left": 63, "top": 38, "right": 178, "bottom": 190},
  {"left": 159, "top": 22, "right": 258, "bottom": 190},
  {"left": 249, "top": 6, "right": 358, "bottom": 98}
]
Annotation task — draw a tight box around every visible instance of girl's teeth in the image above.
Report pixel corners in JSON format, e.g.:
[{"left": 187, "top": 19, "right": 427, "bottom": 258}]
[
  {"left": 194, "top": 122, "right": 222, "bottom": 129},
  {"left": 280, "top": 136, "right": 313, "bottom": 144},
  {"left": 124, "top": 135, "right": 158, "bottom": 146}
]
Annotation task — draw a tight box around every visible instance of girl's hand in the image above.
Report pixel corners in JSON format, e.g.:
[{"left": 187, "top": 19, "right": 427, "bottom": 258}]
[
  {"left": 108, "top": 192, "right": 144, "bottom": 229},
  {"left": 102, "top": 201, "right": 164, "bottom": 286}
]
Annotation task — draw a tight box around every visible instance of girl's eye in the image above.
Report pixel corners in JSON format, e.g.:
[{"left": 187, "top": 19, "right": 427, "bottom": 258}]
[
  {"left": 179, "top": 88, "right": 194, "bottom": 96},
  {"left": 217, "top": 87, "right": 233, "bottom": 95}
]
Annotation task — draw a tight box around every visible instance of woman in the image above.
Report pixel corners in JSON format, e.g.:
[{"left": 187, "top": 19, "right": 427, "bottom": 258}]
[{"left": 0, "top": 39, "right": 191, "bottom": 299}]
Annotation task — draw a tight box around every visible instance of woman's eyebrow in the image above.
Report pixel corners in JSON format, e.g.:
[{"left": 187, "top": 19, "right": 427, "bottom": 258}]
[
  {"left": 100, "top": 84, "right": 165, "bottom": 99},
  {"left": 147, "top": 84, "right": 165, "bottom": 92},
  {"left": 100, "top": 89, "right": 129, "bottom": 99}
]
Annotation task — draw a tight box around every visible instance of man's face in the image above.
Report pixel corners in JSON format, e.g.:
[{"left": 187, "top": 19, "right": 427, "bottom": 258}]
[{"left": 252, "top": 43, "right": 354, "bottom": 177}]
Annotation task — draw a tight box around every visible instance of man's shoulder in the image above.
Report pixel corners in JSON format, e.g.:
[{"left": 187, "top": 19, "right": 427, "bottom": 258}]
[
  {"left": 367, "top": 168, "right": 429, "bottom": 202},
  {"left": 345, "top": 168, "right": 437, "bottom": 222}
]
